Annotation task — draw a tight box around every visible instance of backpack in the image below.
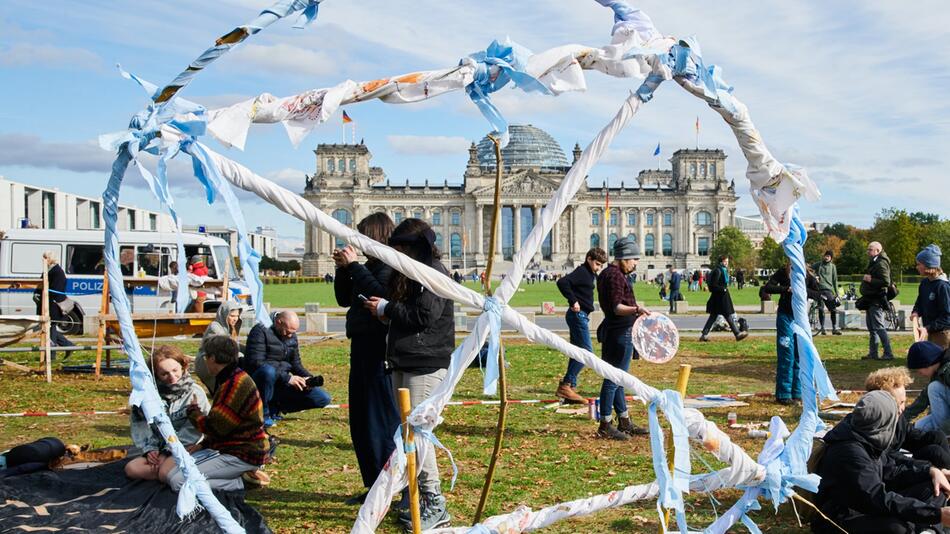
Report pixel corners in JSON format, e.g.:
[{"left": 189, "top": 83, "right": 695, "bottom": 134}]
[{"left": 886, "top": 282, "right": 899, "bottom": 301}]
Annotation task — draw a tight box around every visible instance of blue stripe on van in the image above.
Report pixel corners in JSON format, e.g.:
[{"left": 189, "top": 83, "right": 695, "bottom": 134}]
[{"left": 0, "top": 278, "right": 158, "bottom": 296}]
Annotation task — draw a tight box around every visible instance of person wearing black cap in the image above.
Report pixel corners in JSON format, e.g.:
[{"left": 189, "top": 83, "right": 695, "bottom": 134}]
[
  {"left": 813, "top": 250, "right": 841, "bottom": 335},
  {"left": 699, "top": 255, "right": 748, "bottom": 342},
  {"left": 594, "top": 237, "right": 650, "bottom": 440},
  {"left": 905, "top": 341, "right": 950, "bottom": 435},
  {"left": 911, "top": 244, "right": 950, "bottom": 349},
  {"left": 364, "top": 218, "right": 453, "bottom": 530},
  {"left": 811, "top": 389, "right": 950, "bottom": 533}
]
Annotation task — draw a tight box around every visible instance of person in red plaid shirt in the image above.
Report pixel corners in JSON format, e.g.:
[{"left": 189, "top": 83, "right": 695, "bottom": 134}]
[{"left": 595, "top": 237, "right": 651, "bottom": 440}]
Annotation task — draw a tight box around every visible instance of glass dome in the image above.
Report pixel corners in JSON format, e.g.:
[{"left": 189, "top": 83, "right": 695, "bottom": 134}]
[{"left": 476, "top": 124, "right": 570, "bottom": 172}]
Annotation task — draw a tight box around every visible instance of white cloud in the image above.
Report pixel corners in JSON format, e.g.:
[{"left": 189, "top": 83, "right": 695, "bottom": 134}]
[
  {"left": 265, "top": 167, "right": 308, "bottom": 190},
  {"left": 0, "top": 134, "right": 113, "bottom": 173},
  {"left": 228, "top": 43, "right": 336, "bottom": 78},
  {"left": 0, "top": 42, "right": 105, "bottom": 71},
  {"left": 387, "top": 135, "right": 470, "bottom": 155}
]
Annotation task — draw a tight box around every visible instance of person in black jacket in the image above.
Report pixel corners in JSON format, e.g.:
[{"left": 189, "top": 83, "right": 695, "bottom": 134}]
[
  {"left": 243, "top": 310, "right": 330, "bottom": 428},
  {"left": 699, "top": 256, "right": 747, "bottom": 342},
  {"left": 333, "top": 212, "right": 400, "bottom": 504},
  {"left": 35, "top": 251, "right": 74, "bottom": 348},
  {"left": 812, "top": 390, "right": 950, "bottom": 533},
  {"left": 762, "top": 263, "right": 821, "bottom": 405},
  {"left": 553, "top": 247, "right": 606, "bottom": 404},
  {"left": 364, "top": 218, "right": 453, "bottom": 530}
]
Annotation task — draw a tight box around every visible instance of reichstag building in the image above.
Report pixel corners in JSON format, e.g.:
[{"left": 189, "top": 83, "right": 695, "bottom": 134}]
[{"left": 302, "top": 125, "right": 737, "bottom": 276}]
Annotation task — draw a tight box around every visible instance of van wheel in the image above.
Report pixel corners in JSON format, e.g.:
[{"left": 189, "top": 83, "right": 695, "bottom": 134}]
[{"left": 59, "top": 309, "right": 84, "bottom": 336}]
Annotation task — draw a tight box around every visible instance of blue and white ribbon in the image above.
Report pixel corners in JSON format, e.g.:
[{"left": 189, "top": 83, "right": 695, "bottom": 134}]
[
  {"left": 648, "top": 390, "right": 690, "bottom": 533},
  {"left": 481, "top": 296, "right": 503, "bottom": 395}
]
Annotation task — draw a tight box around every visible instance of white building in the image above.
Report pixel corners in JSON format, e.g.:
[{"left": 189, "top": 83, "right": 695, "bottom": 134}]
[
  {"left": 182, "top": 225, "right": 279, "bottom": 260},
  {"left": 0, "top": 176, "right": 174, "bottom": 233}
]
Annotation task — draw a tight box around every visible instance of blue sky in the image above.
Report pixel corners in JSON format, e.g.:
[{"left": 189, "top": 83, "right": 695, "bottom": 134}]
[{"left": 2, "top": 1, "right": 949, "bottom": 250}]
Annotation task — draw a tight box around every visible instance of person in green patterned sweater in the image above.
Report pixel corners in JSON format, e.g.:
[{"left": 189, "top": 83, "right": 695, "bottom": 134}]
[{"left": 160, "top": 336, "right": 270, "bottom": 492}]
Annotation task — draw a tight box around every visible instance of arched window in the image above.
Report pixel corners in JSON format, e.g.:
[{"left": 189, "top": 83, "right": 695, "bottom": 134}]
[
  {"left": 608, "top": 233, "right": 618, "bottom": 250},
  {"left": 337, "top": 158, "right": 345, "bottom": 172},
  {"left": 627, "top": 211, "right": 636, "bottom": 226},
  {"left": 590, "top": 233, "right": 600, "bottom": 248},
  {"left": 662, "top": 233, "right": 673, "bottom": 256},
  {"left": 349, "top": 158, "right": 357, "bottom": 172},
  {"left": 451, "top": 210, "right": 461, "bottom": 226},
  {"left": 646, "top": 211, "right": 655, "bottom": 226},
  {"left": 450, "top": 233, "right": 462, "bottom": 258},
  {"left": 434, "top": 233, "right": 444, "bottom": 251},
  {"left": 412, "top": 209, "right": 423, "bottom": 220},
  {"left": 645, "top": 233, "right": 655, "bottom": 256},
  {"left": 700, "top": 162, "right": 707, "bottom": 177},
  {"left": 590, "top": 210, "right": 601, "bottom": 226},
  {"left": 627, "top": 232, "right": 637, "bottom": 243},
  {"left": 663, "top": 211, "right": 673, "bottom": 226},
  {"left": 332, "top": 209, "right": 352, "bottom": 248},
  {"left": 696, "top": 210, "right": 713, "bottom": 226},
  {"left": 393, "top": 210, "right": 404, "bottom": 224},
  {"left": 689, "top": 162, "right": 697, "bottom": 177},
  {"left": 698, "top": 236, "right": 710, "bottom": 256},
  {"left": 432, "top": 210, "right": 442, "bottom": 226},
  {"left": 609, "top": 209, "right": 619, "bottom": 226},
  {"left": 710, "top": 164, "right": 717, "bottom": 178},
  {"left": 325, "top": 159, "right": 334, "bottom": 172}
]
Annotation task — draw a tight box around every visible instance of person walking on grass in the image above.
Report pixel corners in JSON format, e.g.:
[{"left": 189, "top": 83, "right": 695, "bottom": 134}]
[
  {"left": 553, "top": 247, "right": 607, "bottom": 404},
  {"left": 911, "top": 244, "right": 950, "bottom": 349},
  {"left": 860, "top": 241, "right": 894, "bottom": 360},
  {"left": 699, "top": 256, "right": 748, "bottom": 342},
  {"left": 814, "top": 250, "right": 842, "bottom": 335},
  {"left": 668, "top": 268, "right": 683, "bottom": 314},
  {"left": 595, "top": 237, "right": 650, "bottom": 441}
]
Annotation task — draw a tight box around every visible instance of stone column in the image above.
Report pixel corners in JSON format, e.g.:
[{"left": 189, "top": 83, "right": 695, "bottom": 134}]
[
  {"left": 686, "top": 206, "right": 694, "bottom": 256},
  {"left": 552, "top": 211, "right": 561, "bottom": 254},
  {"left": 495, "top": 206, "right": 504, "bottom": 262},
  {"left": 619, "top": 208, "right": 627, "bottom": 239},
  {"left": 533, "top": 204, "right": 542, "bottom": 261},
  {"left": 569, "top": 206, "right": 578, "bottom": 255},
  {"left": 513, "top": 204, "right": 522, "bottom": 254},
  {"left": 304, "top": 223, "right": 313, "bottom": 256},
  {"left": 475, "top": 204, "right": 484, "bottom": 255},
  {"left": 655, "top": 208, "right": 663, "bottom": 258},
  {"left": 636, "top": 209, "right": 645, "bottom": 255}
]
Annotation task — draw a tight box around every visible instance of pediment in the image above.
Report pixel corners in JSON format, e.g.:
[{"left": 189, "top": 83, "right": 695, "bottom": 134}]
[{"left": 472, "top": 170, "right": 562, "bottom": 197}]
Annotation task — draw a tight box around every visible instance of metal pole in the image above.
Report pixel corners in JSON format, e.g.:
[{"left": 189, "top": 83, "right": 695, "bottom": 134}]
[
  {"left": 41, "top": 257, "right": 51, "bottom": 383},
  {"left": 397, "top": 388, "right": 422, "bottom": 534}
]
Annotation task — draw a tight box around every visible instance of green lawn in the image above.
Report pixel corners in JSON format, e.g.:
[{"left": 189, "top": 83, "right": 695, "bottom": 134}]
[
  {"left": 264, "top": 279, "right": 922, "bottom": 310},
  {"left": 0, "top": 334, "right": 919, "bottom": 533}
]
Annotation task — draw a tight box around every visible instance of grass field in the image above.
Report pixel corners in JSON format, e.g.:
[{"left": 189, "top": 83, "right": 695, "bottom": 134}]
[
  {"left": 0, "top": 333, "right": 920, "bottom": 533},
  {"left": 264, "top": 279, "right": 922, "bottom": 310}
]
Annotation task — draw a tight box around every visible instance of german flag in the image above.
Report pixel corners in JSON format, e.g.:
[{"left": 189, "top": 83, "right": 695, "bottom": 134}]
[{"left": 342, "top": 110, "right": 353, "bottom": 124}]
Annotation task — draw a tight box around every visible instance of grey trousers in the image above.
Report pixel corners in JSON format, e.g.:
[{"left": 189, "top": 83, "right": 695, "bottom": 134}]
[
  {"left": 391, "top": 368, "right": 447, "bottom": 494},
  {"left": 166, "top": 449, "right": 257, "bottom": 492},
  {"left": 866, "top": 304, "right": 893, "bottom": 358}
]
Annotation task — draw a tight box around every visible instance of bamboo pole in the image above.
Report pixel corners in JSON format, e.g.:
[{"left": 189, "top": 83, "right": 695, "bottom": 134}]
[
  {"left": 95, "top": 275, "right": 110, "bottom": 379},
  {"left": 659, "top": 364, "right": 692, "bottom": 533},
  {"left": 41, "top": 257, "right": 52, "bottom": 383},
  {"left": 397, "top": 388, "right": 422, "bottom": 534},
  {"left": 473, "top": 136, "right": 508, "bottom": 524}
]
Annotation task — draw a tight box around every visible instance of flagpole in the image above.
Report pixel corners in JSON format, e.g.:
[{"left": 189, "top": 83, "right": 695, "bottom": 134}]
[
  {"left": 695, "top": 116, "right": 700, "bottom": 149},
  {"left": 352, "top": 121, "right": 356, "bottom": 145}
]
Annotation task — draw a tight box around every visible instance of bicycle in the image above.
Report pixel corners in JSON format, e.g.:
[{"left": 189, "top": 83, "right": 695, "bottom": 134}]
[
  {"left": 883, "top": 300, "right": 901, "bottom": 331},
  {"left": 808, "top": 299, "right": 821, "bottom": 333}
]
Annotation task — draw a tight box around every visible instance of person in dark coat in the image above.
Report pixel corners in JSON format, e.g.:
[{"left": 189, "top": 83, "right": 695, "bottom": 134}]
[
  {"left": 35, "top": 251, "right": 74, "bottom": 347},
  {"left": 811, "top": 390, "right": 950, "bottom": 533},
  {"left": 699, "top": 256, "right": 747, "bottom": 342},
  {"left": 860, "top": 241, "right": 894, "bottom": 360},
  {"left": 333, "top": 212, "right": 400, "bottom": 504},
  {"left": 243, "top": 311, "right": 331, "bottom": 428}
]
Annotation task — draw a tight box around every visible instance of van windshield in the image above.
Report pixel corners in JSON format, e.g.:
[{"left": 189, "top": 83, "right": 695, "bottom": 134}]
[{"left": 213, "top": 245, "right": 239, "bottom": 280}]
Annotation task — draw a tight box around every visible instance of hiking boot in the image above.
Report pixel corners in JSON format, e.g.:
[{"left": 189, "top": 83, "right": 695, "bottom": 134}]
[
  {"left": 818, "top": 329, "right": 827, "bottom": 336},
  {"left": 699, "top": 334, "right": 711, "bottom": 342},
  {"left": 555, "top": 382, "right": 586, "bottom": 404},
  {"left": 882, "top": 354, "right": 895, "bottom": 361},
  {"left": 617, "top": 417, "right": 649, "bottom": 436},
  {"left": 597, "top": 420, "right": 630, "bottom": 441},
  {"left": 735, "top": 331, "right": 749, "bottom": 341},
  {"left": 832, "top": 329, "right": 842, "bottom": 335},
  {"left": 399, "top": 492, "right": 450, "bottom": 531},
  {"left": 861, "top": 354, "right": 880, "bottom": 361}
]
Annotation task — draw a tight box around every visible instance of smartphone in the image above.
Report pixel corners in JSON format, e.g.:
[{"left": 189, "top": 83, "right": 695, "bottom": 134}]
[{"left": 357, "top": 294, "right": 369, "bottom": 303}]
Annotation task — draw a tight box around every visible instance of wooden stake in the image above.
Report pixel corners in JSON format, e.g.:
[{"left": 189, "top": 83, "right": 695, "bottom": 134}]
[
  {"left": 397, "top": 388, "right": 422, "bottom": 534},
  {"left": 41, "top": 257, "right": 51, "bottom": 383},
  {"left": 660, "top": 364, "right": 692, "bottom": 533},
  {"left": 95, "top": 275, "right": 110, "bottom": 379}
]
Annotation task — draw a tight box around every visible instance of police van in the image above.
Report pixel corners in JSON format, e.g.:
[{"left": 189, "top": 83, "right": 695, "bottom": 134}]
[{"left": 0, "top": 228, "right": 251, "bottom": 335}]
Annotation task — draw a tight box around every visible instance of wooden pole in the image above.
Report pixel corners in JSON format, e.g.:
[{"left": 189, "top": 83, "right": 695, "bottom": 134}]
[
  {"left": 40, "top": 257, "right": 51, "bottom": 383},
  {"left": 474, "top": 136, "right": 508, "bottom": 524},
  {"left": 397, "top": 388, "right": 422, "bottom": 534},
  {"left": 660, "top": 364, "right": 692, "bottom": 533},
  {"left": 95, "top": 275, "right": 110, "bottom": 379}
]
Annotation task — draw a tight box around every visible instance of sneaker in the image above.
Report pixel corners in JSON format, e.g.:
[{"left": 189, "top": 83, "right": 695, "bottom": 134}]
[
  {"left": 399, "top": 492, "right": 450, "bottom": 531},
  {"left": 735, "top": 331, "right": 749, "bottom": 341},
  {"left": 555, "top": 382, "right": 586, "bottom": 404},
  {"left": 699, "top": 334, "right": 711, "bottom": 342},
  {"left": 597, "top": 420, "right": 630, "bottom": 441},
  {"left": 882, "top": 354, "right": 895, "bottom": 361},
  {"left": 861, "top": 354, "right": 880, "bottom": 361},
  {"left": 263, "top": 416, "right": 278, "bottom": 429},
  {"left": 345, "top": 491, "right": 368, "bottom": 505},
  {"left": 832, "top": 329, "right": 842, "bottom": 335},
  {"left": 818, "top": 329, "right": 827, "bottom": 336},
  {"left": 242, "top": 469, "right": 271, "bottom": 488},
  {"left": 617, "top": 417, "right": 649, "bottom": 436}
]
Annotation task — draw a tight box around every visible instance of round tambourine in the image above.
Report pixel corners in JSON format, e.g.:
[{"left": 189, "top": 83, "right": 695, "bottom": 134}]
[{"left": 632, "top": 313, "right": 680, "bottom": 364}]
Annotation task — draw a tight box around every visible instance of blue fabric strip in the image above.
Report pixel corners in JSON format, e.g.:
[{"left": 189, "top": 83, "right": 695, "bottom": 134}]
[
  {"left": 648, "top": 390, "right": 690, "bottom": 533},
  {"left": 481, "top": 296, "right": 502, "bottom": 395}
]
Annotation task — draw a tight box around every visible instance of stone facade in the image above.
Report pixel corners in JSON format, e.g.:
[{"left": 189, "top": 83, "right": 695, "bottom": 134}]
[{"left": 302, "top": 125, "right": 737, "bottom": 276}]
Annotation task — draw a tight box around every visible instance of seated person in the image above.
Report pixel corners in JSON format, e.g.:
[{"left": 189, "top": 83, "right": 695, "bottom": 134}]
[
  {"left": 195, "top": 301, "right": 244, "bottom": 391},
  {"left": 243, "top": 311, "right": 330, "bottom": 427},
  {"left": 866, "top": 366, "right": 950, "bottom": 469},
  {"left": 905, "top": 341, "right": 950, "bottom": 434},
  {"left": 811, "top": 390, "right": 950, "bottom": 533},
  {"left": 158, "top": 336, "right": 269, "bottom": 492},
  {"left": 125, "top": 345, "right": 209, "bottom": 481}
]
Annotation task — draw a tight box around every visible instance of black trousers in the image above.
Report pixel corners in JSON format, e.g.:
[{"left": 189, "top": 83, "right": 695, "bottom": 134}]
[
  {"left": 348, "top": 335, "right": 400, "bottom": 488},
  {"left": 817, "top": 290, "right": 838, "bottom": 329},
  {"left": 702, "top": 313, "right": 739, "bottom": 336},
  {"left": 812, "top": 479, "right": 946, "bottom": 534}
]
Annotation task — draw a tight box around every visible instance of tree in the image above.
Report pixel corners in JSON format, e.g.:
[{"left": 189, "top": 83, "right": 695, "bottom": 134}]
[
  {"left": 822, "top": 222, "right": 854, "bottom": 241},
  {"left": 709, "top": 227, "right": 755, "bottom": 271},
  {"left": 874, "top": 209, "right": 919, "bottom": 283},
  {"left": 910, "top": 212, "right": 940, "bottom": 226},
  {"left": 803, "top": 231, "right": 828, "bottom": 265},
  {"left": 918, "top": 220, "right": 950, "bottom": 273},
  {"left": 823, "top": 235, "right": 846, "bottom": 260},
  {"left": 758, "top": 236, "right": 786, "bottom": 271},
  {"left": 838, "top": 237, "right": 867, "bottom": 275}
]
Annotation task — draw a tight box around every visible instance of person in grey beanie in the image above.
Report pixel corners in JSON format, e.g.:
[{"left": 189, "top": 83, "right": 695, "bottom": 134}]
[{"left": 912, "top": 244, "right": 950, "bottom": 349}]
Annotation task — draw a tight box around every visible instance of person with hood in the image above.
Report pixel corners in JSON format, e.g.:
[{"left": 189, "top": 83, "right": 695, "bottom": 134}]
[
  {"left": 762, "top": 262, "right": 821, "bottom": 405},
  {"left": 865, "top": 366, "right": 950, "bottom": 469},
  {"left": 811, "top": 390, "right": 950, "bottom": 533},
  {"left": 333, "top": 212, "right": 400, "bottom": 505},
  {"left": 860, "top": 241, "right": 894, "bottom": 360},
  {"left": 699, "top": 256, "right": 748, "bottom": 342},
  {"left": 364, "top": 218, "right": 454, "bottom": 530},
  {"left": 813, "top": 250, "right": 841, "bottom": 335},
  {"left": 911, "top": 244, "right": 950, "bottom": 349},
  {"left": 905, "top": 341, "right": 950, "bottom": 435},
  {"left": 195, "top": 301, "right": 243, "bottom": 391}
]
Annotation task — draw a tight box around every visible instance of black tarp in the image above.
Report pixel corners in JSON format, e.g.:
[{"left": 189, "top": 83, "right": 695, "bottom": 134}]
[{"left": 0, "top": 459, "right": 271, "bottom": 533}]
